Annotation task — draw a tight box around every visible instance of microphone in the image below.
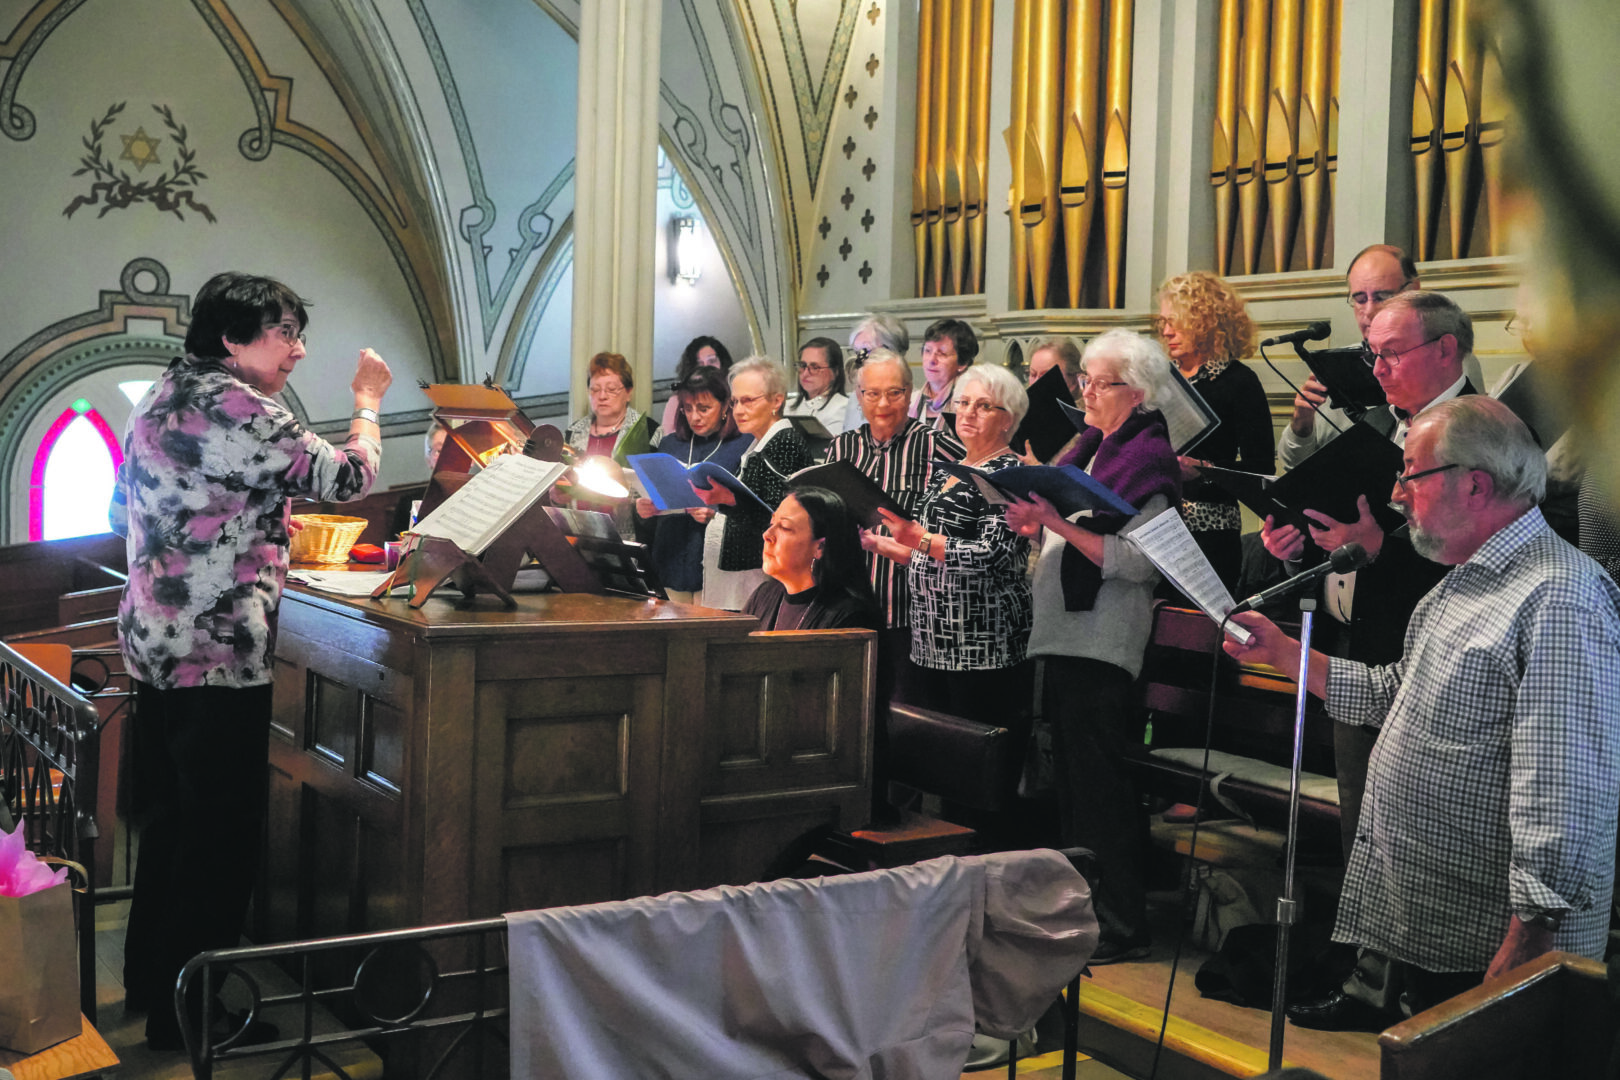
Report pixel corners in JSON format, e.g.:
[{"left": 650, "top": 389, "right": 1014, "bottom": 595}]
[
  {"left": 1260, "top": 321, "right": 1332, "bottom": 348},
  {"left": 1234, "top": 542, "right": 1370, "bottom": 612}
]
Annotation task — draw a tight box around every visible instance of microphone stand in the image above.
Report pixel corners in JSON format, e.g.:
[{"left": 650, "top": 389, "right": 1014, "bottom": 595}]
[{"left": 1268, "top": 595, "right": 1316, "bottom": 1071}]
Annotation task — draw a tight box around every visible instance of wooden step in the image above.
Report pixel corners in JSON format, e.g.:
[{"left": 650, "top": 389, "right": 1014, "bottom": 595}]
[{"left": 1067, "top": 914, "right": 1382, "bottom": 1080}]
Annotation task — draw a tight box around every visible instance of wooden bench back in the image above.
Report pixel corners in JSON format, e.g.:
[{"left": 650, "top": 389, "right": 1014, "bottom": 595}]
[{"left": 1380, "top": 952, "right": 1612, "bottom": 1079}]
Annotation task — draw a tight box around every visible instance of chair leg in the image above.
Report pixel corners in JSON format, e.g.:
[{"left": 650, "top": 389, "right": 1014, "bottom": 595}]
[{"left": 1063, "top": 974, "right": 1080, "bottom": 1080}]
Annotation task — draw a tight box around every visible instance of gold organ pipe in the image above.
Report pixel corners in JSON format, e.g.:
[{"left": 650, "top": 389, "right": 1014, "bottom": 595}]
[
  {"left": 946, "top": 0, "right": 974, "bottom": 295},
  {"left": 969, "top": 0, "right": 994, "bottom": 292},
  {"left": 1236, "top": 0, "right": 1271, "bottom": 276},
  {"left": 1265, "top": 0, "right": 1303, "bottom": 272},
  {"left": 1005, "top": 0, "right": 1031, "bottom": 308},
  {"left": 1477, "top": 32, "right": 1508, "bottom": 256},
  {"left": 1412, "top": 0, "right": 1446, "bottom": 261},
  {"left": 1327, "top": 0, "right": 1340, "bottom": 261},
  {"left": 1101, "top": 0, "right": 1132, "bottom": 308},
  {"left": 1060, "top": 0, "right": 1103, "bottom": 309},
  {"left": 930, "top": 0, "right": 955, "bottom": 297},
  {"left": 1298, "top": 0, "right": 1331, "bottom": 270},
  {"left": 1443, "top": 0, "right": 1482, "bottom": 258},
  {"left": 1023, "top": 0, "right": 1064, "bottom": 309},
  {"left": 912, "top": 0, "right": 937, "bottom": 297},
  {"left": 1211, "top": 0, "right": 1241, "bottom": 277}
]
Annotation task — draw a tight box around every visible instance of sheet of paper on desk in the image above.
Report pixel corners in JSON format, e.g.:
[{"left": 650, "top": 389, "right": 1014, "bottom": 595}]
[
  {"left": 1124, "top": 508, "right": 1252, "bottom": 644},
  {"left": 412, "top": 454, "right": 567, "bottom": 554},
  {"left": 288, "top": 570, "right": 401, "bottom": 596}
]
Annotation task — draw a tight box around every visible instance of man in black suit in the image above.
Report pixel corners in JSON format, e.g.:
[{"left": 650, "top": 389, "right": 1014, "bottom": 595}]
[{"left": 1262, "top": 291, "right": 1476, "bottom": 862}]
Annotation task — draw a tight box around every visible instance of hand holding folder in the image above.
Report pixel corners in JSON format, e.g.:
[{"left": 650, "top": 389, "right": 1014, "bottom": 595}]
[{"left": 628, "top": 454, "right": 770, "bottom": 514}]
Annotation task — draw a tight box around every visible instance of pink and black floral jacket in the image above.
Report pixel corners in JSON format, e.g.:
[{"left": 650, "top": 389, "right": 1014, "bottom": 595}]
[{"left": 110, "top": 356, "right": 380, "bottom": 689}]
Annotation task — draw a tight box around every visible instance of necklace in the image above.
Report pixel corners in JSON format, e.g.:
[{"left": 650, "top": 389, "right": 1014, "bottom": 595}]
[
  {"left": 590, "top": 417, "right": 624, "bottom": 438},
  {"left": 684, "top": 432, "right": 724, "bottom": 466},
  {"left": 962, "top": 444, "right": 1012, "bottom": 468}
]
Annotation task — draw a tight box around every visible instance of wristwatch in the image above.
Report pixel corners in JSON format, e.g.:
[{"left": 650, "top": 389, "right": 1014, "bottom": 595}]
[
  {"left": 352, "top": 407, "right": 380, "bottom": 425},
  {"left": 1521, "top": 909, "right": 1564, "bottom": 933}
]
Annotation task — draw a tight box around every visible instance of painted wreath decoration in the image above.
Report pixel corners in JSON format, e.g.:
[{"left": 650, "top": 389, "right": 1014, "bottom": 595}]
[{"left": 64, "top": 102, "right": 217, "bottom": 223}]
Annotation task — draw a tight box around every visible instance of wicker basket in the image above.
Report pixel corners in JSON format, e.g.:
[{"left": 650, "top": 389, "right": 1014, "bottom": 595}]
[{"left": 289, "top": 514, "right": 368, "bottom": 564}]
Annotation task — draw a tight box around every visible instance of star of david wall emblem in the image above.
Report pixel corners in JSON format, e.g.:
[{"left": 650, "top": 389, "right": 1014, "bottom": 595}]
[{"left": 65, "top": 103, "right": 217, "bottom": 223}]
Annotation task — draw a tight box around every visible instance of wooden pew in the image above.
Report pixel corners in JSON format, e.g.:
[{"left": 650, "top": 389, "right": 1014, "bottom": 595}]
[
  {"left": 1379, "top": 951, "right": 1613, "bottom": 1079},
  {"left": 1129, "top": 603, "right": 1342, "bottom": 852},
  {"left": 0, "top": 533, "right": 125, "bottom": 639}
]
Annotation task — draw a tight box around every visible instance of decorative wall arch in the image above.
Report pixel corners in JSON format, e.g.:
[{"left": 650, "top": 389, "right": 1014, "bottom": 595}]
[{"left": 0, "top": 259, "right": 309, "bottom": 540}]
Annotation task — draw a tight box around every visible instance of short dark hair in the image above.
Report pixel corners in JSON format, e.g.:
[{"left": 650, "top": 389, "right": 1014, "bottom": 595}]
[
  {"left": 674, "top": 336, "right": 735, "bottom": 386},
  {"left": 786, "top": 486, "right": 880, "bottom": 613},
  {"left": 922, "top": 318, "right": 979, "bottom": 366},
  {"left": 792, "top": 337, "right": 847, "bottom": 405},
  {"left": 1347, "top": 243, "right": 1419, "bottom": 284},
  {"left": 672, "top": 365, "right": 739, "bottom": 441},
  {"left": 185, "top": 272, "right": 309, "bottom": 360}
]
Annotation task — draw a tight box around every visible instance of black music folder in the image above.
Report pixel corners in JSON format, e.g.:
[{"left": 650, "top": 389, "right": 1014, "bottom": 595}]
[
  {"left": 1011, "top": 365, "right": 1079, "bottom": 462},
  {"left": 1202, "top": 420, "right": 1406, "bottom": 539},
  {"left": 788, "top": 460, "right": 907, "bottom": 528}
]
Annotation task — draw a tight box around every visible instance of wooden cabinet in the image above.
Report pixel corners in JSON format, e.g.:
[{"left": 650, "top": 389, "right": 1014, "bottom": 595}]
[{"left": 261, "top": 588, "right": 874, "bottom": 941}]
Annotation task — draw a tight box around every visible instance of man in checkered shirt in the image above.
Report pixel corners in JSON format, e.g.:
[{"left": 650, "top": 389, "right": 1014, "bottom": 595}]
[{"left": 1228, "top": 395, "right": 1620, "bottom": 1031}]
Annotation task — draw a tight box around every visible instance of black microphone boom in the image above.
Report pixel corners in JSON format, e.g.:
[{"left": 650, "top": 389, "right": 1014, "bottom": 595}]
[
  {"left": 1234, "top": 542, "right": 1369, "bottom": 612},
  {"left": 1260, "top": 321, "right": 1333, "bottom": 348}
]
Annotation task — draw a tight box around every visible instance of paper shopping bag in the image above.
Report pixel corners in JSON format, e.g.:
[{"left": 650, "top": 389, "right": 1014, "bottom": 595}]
[{"left": 0, "top": 881, "right": 80, "bottom": 1053}]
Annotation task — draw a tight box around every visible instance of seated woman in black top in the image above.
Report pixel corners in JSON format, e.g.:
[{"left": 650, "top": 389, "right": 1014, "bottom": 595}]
[{"left": 744, "top": 486, "right": 882, "bottom": 632}]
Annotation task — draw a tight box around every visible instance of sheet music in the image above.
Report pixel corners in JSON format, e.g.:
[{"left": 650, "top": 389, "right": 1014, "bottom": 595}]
[
  {"left": 1160, "top": 369, "right": 1222, "bottom": 455},
  {"left": 288, "top": 569, "right": 401, "bottom": 597},
  {"left": 410, "top": 454, "right": 567, "bottom": 555},
  {"left": 1124, "top": 508, "right": 1252, "bottom": 644}
]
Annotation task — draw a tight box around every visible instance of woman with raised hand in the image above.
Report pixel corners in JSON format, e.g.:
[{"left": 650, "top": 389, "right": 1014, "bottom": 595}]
[
  {"left": 636, "top": 366, "right": 749, "bottom": 604},
  {"left": 1004, "top": 329, "right": 1182, "bottom": 966},
  {"left": 696, "top": 356, "right": 813, "bottom": 610},
  {"left": 113, "top": 271, "right": 391, "bottom": 1050}
]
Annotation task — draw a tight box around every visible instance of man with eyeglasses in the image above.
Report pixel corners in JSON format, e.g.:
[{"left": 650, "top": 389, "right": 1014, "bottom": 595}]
[
  {"left": 1228, "top": 396, "right": 1620, "bottom": 1031},
  {"left": 1278, "top": 244, "right": 1420, "bottom": 470},
  {"left": 1262, "top": 290, "right": 1479, "bottom": 869}
]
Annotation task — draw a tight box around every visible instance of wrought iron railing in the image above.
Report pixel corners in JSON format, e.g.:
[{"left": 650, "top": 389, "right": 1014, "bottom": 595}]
[
  {"left": 0, "top": 640, "right": 105, "bottom": 1021},
  {"left": 178, "top": 917, "right": 509, "bottom": 1080}
]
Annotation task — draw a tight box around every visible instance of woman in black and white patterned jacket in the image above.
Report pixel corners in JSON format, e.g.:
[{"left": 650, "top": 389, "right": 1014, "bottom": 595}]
[{"left": 862, "top": 363, "right": 1033, "bottom": 764}]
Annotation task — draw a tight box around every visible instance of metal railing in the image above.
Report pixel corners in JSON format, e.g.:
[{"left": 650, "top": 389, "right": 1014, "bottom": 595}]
[
  {"left": 0, "top": 640, "right": 105, "bottom": 1022},
  {"left": 178, "top": 918, "right": 509, "bottom": 1080}
]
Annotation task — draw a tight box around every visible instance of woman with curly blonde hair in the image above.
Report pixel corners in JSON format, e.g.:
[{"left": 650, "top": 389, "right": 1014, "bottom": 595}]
[{"left": 1155, "top": 271, "right": 1275, "bottom": 590}]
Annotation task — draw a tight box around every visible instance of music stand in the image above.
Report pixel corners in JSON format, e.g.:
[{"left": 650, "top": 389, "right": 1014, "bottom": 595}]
[{"left": 544, "top": 507, "right": 667, "bottom": 599}]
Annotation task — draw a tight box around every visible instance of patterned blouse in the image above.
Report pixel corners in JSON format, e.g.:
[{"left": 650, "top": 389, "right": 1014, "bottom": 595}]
[
  {"left": 905, "top": 451, "right": 1032, "bottom": 670},
  {"left": 718, "top": 421, "right": 812, "bottom": 571},
  {"left": 111, "top": 356, "right": 381, "bottom": 690}
]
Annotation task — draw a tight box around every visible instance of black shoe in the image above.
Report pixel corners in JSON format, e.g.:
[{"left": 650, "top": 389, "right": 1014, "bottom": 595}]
[
  {"left": 1285, "top": 989, "right": 1395, "bottom": 1033},
  {"left": 1089, "top": 935, "right": 1152, "bottom": 966}
]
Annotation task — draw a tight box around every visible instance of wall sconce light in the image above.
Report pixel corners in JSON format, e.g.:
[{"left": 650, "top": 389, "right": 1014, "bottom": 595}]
[{"left": 670, "top": 215, "right": 702, "bottom": 286}]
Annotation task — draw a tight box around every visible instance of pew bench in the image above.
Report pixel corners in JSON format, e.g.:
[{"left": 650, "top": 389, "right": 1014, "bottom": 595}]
[{"left": 1129, "top": 603, "right": 1343, "bottom": 855}]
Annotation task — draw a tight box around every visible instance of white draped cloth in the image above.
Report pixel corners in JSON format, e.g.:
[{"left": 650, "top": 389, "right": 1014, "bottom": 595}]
[{"left": 505, "top": 849, "right": 1097, "bottom": 1079}]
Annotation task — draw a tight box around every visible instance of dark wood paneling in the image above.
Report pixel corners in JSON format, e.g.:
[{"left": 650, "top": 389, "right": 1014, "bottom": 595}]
[
  {"left": 310, "top": 674, "right": 359, "bottom": 771},
  {"left": 264, "top": 590, "right": 873, "bottom": 943},
  {"left": 503, "top": 839, "right": 627, "bottom": 911}
]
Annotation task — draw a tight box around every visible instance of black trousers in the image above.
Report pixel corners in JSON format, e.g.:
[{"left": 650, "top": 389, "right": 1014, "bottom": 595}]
[
  {"left": 124, "top": 681, "right": 272, "bottom": 1041},
  {"left": 1044, "top": 655, "right": 1149, "bottom": 944}
]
